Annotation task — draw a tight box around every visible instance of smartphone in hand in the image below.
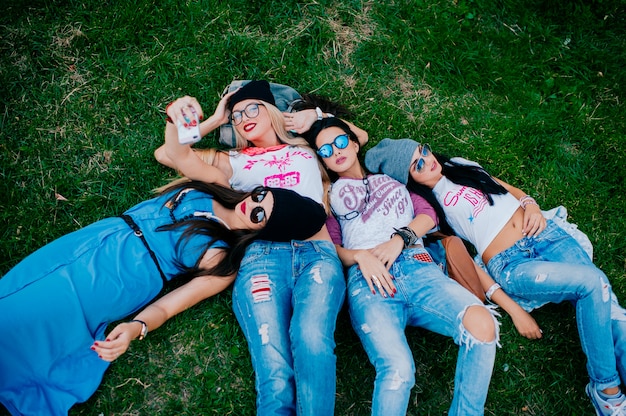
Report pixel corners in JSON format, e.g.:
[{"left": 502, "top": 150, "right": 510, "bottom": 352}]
[{"left": 177, "top": 112, "right": 201, "bottom": 145}]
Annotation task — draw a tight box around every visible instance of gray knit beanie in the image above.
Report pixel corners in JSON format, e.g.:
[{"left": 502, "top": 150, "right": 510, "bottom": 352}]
[{"left": 365, "top": 138, "right": 420, "bottom": 185}]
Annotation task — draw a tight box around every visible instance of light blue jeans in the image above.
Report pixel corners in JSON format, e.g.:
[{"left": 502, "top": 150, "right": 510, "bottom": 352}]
[
  {"left": 348, "top": 246, "right": 498, "bottom": 416},
  {"left": 232, "top": 240, "right": 345, "bottom": 416},
  {"left": 487, "top": 219, "right": 626, "bottom": 391}
]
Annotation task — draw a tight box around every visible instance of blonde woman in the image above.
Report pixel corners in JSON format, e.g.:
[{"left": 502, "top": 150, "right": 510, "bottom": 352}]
[{"left": 155, "top": 81, "right": 366, "bottom": 415}]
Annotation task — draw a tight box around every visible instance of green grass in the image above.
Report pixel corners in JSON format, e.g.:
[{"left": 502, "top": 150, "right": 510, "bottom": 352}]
[{"left": 1, "top": 0, "right": 625, "bottom": 414}]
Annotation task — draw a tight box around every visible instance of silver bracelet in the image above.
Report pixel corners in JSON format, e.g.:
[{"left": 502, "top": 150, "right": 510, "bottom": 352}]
[
  {"left": 519, "top": 195, "right": 538, "bottom": 210},
  {"left": 485, "top": 283, "right": 501, "bottom": 301},
  {"left": 129, "top": 319, "right": 148, "bottom": 340}
]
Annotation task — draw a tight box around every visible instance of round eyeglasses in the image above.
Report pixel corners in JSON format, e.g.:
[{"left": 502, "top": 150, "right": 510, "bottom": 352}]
[
  {"left": 231, "top": 103, "right": 265, "bottom": 126},
  {"left": 410, "top": 144, "right": 432, "bottom": 173},
  {"left": 317, "top": 134, "right": 350, "bottom": 158}
]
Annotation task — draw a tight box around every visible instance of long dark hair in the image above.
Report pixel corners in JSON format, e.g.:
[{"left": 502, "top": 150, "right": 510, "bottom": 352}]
[
  {"left": 156, "top": 180, "right": 259, "bottom": 279},
  {"left": 290, "top": 93, "right": 354, "bottom": 119},
  {"left": 302, "top": 117, "right": 361, "bottom": 182},
  {"left": 406, "top": 154, "right": 508, "bottom": 236}
]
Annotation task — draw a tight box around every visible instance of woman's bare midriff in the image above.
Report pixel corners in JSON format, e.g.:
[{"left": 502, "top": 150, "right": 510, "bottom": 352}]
[{"left": 481, "top": 207, "right": 526, "bottom": 265}]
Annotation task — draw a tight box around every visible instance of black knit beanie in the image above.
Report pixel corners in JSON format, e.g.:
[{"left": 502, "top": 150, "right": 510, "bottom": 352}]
[
  {"left": 228, "top": 80, "right": 276, "bottom": 111},
  {"left": 257, "top": 188, "right": 326, "bottom": 242}
]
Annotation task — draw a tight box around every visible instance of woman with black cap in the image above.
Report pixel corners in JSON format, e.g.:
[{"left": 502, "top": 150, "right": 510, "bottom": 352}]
[
  {"left": 154, "top": 81, "right": 354, "bottom": 415},
  {"left": 0, "top": 180, "right": 326, "bottom": 416}
]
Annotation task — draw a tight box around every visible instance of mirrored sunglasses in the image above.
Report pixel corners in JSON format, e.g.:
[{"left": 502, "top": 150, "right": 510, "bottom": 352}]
[
  {"left": 317, "top": 134, "right": 350, "bottom": 158},
  {"left": 411, "top": 143, "right": 432, "bottom": 173}
]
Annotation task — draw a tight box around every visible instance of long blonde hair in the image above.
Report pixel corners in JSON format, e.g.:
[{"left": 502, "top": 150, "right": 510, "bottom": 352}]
[
  {"left": 166, "top": 101, "right": 333, "bottom": 212},
  {"left": 231, "top": 100, "right": 332, "bottom": 212},
  {"left": 230, "top": 100, "right": 307, "bottom": 149}
]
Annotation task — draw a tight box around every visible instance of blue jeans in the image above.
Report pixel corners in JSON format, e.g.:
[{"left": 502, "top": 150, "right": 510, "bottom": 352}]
[
  {"left": 487, "top": 219, "right": 626, "bottom": 391},
  {"left": 348, "top": 246, "right": 498, "bottom": 416},
  {"left": 232, "top": 240, "right": 345, "bottom": 416}
]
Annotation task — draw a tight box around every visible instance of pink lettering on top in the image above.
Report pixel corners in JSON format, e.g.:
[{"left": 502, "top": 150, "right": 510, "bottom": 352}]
[
  {"left": 264, "top": 172, "right": 301, "bottom": 188},
  {"left": 243, "top": 150, "right": 313, "bottom": 172},
  {"left": 443, "top": 186, "right": 488, "bottom": 221}
]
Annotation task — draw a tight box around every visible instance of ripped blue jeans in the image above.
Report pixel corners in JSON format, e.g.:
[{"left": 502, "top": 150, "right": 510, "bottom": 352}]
[
  {"left": 232, "top": 240, "right": 345, "bottom": 416},
  {"left": 348, "top": 246, "right": 498, "bottom": 416},
  {"left": 487, "top": 219, "right": 626, "bottom": 391}
]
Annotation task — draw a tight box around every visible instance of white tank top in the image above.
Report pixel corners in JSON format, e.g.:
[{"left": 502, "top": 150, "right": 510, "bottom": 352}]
[
  {"left": 433, "top": 175, "right": 520, "bottom": 256},
  {"left": 228, "top": 144, "right": 324, "bottom": 203}
]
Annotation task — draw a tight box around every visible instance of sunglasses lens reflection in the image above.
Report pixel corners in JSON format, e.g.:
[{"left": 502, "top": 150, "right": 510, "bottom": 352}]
[
  {"left": 251, "top": 206, "right": 266, "bottom": 224},
  {"left": 317, "top": 134, "right": 350, "bottom": 159},
  {"left": 317, "top": 144, "right": 333, "bottom": 158},
  {"left": 251, "top": 188, "right": 267, "bottom": 203},
  {"left": 335, "top": 134, "right": 349, "bottom": 149}
]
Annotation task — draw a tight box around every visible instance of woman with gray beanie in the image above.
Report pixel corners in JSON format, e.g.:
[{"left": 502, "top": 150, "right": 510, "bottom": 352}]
[
  {"left": 303, "top": 118, "right": 499, "bottom": 416},
  {"left": 365, "top": 139, "right": 543, "bottom": 340},
  {"left": 365, "top": 138, "right": 626, "bottom": 416}
]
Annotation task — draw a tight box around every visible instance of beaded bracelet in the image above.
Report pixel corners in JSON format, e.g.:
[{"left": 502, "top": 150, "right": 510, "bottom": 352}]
[
  {"left": 390, "top": 226, "right": 419, "bottom": 248},
  {"left": 519, "top": 195, "right": 538, "bottom": 210}
]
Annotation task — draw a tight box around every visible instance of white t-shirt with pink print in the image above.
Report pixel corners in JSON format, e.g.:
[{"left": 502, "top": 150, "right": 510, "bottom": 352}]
[
  {"left": 432, "top": 174, "right": 520, "bottom": 256},
  {"left": 228, "top": 144, "right": 324, "bottom": 203}
]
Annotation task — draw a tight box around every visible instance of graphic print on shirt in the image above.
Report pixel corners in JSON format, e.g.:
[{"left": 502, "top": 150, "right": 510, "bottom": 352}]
[
  {"left": 442, "top": 186, "right": 487, "bottom": 223},
  {"left": 337, "top": 175, "right": 410, "bottom": 223},
  {"left": 243, "top": 149, "right": 313, "bottom": 189}
]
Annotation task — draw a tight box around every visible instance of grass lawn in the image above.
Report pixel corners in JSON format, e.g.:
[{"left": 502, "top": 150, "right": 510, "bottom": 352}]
[{"left": 1, "top": 0, "right": 625, "bottom": 414}]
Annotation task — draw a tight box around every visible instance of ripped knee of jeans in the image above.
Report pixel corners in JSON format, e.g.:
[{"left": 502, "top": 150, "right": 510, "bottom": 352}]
[
  {"left": 458, "top": 304, "right": 501, "bottom": 347},
  {"left": 386, "top": 369, "right": 415, "bottom": 391}
]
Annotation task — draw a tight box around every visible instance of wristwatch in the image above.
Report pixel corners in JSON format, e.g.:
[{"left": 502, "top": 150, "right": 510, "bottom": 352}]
[
  {"left": 315, "top": 106, "right": 324, "bottom": 120},
  {"left": 130, "top": 319, "right": 148, "bottom": 340}
]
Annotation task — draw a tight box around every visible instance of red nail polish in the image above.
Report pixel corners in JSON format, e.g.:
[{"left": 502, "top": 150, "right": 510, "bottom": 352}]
[
  {"left": 90, "top": 346, "right": 95, "bottom": 351},
  {"left": 94, "top": 342, "right": 99, "bottom": 346},
  {"left": 106, "top": 339, "right": 110, "bottom": 342}
]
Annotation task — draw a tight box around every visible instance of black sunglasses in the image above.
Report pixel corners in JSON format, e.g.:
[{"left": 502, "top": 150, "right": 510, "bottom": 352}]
[{"left": 250, "top": 187, "right": 269, "bottom": 224}]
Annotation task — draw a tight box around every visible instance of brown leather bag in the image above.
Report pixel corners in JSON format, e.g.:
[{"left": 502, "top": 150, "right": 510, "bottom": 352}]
[{"left": 440, "top": 236, "right": 486, "bottom": 302}]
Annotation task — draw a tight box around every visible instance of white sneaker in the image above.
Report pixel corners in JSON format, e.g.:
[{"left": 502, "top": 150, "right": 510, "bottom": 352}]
[{"left": 586, "top": 383, "right": 626, "bottom": 416}]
